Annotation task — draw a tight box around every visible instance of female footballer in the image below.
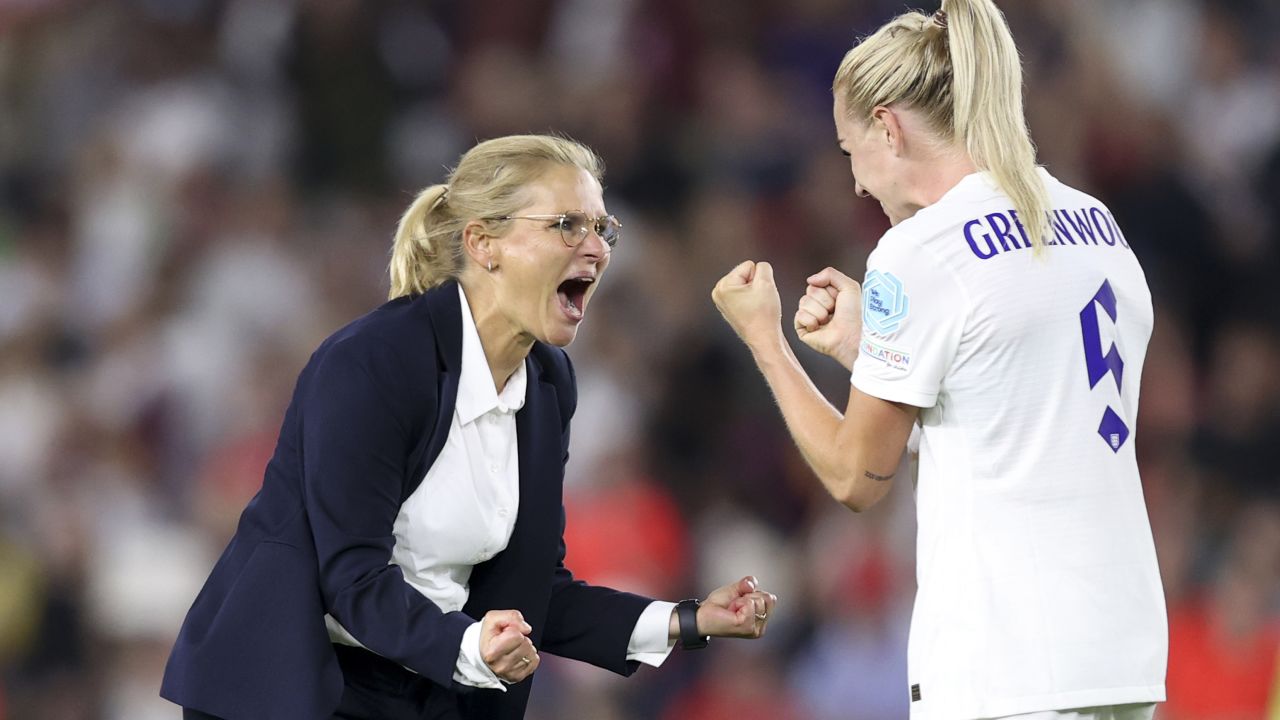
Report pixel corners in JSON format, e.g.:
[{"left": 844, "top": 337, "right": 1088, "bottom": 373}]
[{"left": 713, "top": 2, "right": 1166, "bottom": 718}]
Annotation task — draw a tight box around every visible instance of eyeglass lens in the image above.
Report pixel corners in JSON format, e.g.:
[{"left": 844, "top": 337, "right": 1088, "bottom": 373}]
[{"left": 559, "top": 213, "right": 619, "bottom": 247}]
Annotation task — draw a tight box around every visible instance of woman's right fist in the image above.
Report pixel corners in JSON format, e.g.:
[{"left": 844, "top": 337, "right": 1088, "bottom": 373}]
[{"left": 480, "top": 610, "right": 539, "bottom": 683}]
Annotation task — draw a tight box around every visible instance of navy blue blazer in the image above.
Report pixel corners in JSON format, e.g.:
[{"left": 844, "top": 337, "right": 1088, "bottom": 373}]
[{"left": 161, "top": 281, "right": 653, "bottom": 720}]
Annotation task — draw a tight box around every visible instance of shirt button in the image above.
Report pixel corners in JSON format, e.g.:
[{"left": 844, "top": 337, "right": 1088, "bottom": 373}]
[
  {"left": 498, "top": 507, "right": 509, "bottom": 518},
  {"left": 489, "top": 464, "right": 499, "bottom": 474}
]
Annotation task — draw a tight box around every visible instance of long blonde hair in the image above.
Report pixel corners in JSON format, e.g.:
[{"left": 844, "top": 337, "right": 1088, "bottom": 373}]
[
  {"left": 833, "top": 0, "right": 1049, "bottom": 248},
  {"left": 388, "top": 134, "right": 605, "bottom": 299}
]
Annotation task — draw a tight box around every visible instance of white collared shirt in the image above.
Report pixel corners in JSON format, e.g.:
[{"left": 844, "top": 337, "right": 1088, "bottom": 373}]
[{"left": 328, "top": 285, "right": 674, "bottom": 689}]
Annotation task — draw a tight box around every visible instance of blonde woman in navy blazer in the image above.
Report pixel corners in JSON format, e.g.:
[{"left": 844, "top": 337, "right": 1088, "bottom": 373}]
[{"left": 160, "top": 135, "right": 778, "bottom": 720}]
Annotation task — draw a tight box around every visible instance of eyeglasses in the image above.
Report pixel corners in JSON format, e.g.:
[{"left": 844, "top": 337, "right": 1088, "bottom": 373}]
[{"left": 493, "top": 212, "right": 621, "bottom": 248}]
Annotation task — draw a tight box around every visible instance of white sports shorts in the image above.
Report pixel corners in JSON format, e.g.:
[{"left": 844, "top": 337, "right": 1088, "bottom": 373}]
[{"left": 995, "top": 704, "right": 1157, "bottom": 720}]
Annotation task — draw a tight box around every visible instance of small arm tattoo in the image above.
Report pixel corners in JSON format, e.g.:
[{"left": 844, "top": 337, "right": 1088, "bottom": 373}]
[{"left": 863, "top": 470, "right": 895, "bottom": 482}]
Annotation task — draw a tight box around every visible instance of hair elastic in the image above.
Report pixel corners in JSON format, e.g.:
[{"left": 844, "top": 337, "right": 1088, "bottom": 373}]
[
  {"left": 933, "top": 9, "right": 948, "bottom": 28},
  {"left": 432, "top": 187, "right": 450, "bottom": 210}
]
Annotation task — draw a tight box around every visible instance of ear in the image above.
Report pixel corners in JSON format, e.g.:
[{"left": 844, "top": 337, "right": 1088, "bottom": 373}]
[
  {"left": 870, "top": 106, "right": 906, "bottom": 157},
  {"left": 462, "top": 220, "right": 494, "bottom": 269}
]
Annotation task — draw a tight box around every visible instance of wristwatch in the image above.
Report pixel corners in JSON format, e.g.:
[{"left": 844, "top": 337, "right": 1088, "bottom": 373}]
[{"left": 675, "top": 598, "right": 709, "bottom": 650}]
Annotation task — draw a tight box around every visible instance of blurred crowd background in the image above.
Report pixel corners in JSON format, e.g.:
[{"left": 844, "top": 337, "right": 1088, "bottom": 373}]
[{"left": 1, "top": 0, "right": 1278, "bottom": 718}]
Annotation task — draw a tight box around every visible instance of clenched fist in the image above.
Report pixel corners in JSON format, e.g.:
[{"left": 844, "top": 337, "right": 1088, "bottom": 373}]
[
  {"left": 480, "top": 610, "right": 539, "bottom": 683},
  {"left": 794, "top": 267, "right": 862, "bottom": 370},
  {"left": 712, "top": 260, "right": 783, "bottom": 350},
  {"left": 696, "top": 576, "right": 779, "bottom": 640}
]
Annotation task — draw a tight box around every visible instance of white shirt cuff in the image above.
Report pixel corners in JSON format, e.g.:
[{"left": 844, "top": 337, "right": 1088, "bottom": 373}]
[
  {"left": 454, "top": 621, "right": 507, "bottom": 691},
  {"left": 626, "top": 601, "right": 678, "bottom": 667}
]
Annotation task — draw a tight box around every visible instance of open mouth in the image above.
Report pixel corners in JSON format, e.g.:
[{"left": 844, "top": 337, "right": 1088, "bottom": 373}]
[{"left": 556, "top": 276, "right": 594, "bottom": 322}]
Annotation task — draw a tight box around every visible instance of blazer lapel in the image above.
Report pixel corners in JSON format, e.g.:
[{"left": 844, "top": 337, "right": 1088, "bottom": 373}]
[
  {"left": 405, "top": 282, "right": 463, "bottom": 502},
  {"left": 511, "top": 350, "right": 565, "bottom": 566}
]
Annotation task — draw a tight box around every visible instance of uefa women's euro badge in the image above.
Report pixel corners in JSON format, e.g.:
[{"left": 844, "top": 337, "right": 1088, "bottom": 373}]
[{"left": 862, "top": 270, "right": 910, "bottom": 336}]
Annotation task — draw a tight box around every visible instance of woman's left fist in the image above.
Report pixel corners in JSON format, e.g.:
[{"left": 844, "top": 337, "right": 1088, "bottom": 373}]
[{"left": 697, "top": 576, "right": 779, "bottom": 639}]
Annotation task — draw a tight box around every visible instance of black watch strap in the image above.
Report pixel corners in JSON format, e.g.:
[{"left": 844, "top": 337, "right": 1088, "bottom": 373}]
[{"left": 675, "top": 598, "right": 709, "bottom": 650}]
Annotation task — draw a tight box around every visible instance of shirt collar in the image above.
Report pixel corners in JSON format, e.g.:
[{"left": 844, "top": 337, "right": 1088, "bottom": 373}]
[{"left": 455, "top": 284, "right": 527, "bottom": 425}]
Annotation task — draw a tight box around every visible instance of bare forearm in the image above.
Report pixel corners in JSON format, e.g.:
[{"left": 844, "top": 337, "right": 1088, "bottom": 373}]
[
  {"left": 834, "top": 344, "right": 857, "bottom": 373},
  {"left": 748, "top": 334, "right": 856, "bottom": 499},
  {"left": 713, "top": 261, "right": 908, "bottom": 511}
]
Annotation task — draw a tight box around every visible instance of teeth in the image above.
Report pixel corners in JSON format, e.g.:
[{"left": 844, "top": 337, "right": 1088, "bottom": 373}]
[{"left": 558, "top": 276, "right": 591, "bottom": 321}]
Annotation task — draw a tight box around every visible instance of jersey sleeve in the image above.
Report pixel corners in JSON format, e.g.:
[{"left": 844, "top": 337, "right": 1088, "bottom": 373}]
[{"left": 851, "top": 236, "right": 967, "bottom": 408}]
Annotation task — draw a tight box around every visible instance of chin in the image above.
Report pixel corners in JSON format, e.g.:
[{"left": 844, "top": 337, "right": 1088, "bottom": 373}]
[
  {"left": 541, "top": 295, "right": 589, "bottom": 347},
  {"left": 540, "top": 323, "right": 580, "bottom": 348}
]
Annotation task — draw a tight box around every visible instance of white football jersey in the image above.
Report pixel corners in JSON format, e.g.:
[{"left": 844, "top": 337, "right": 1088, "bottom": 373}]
[{"left": 850, "top": 169, "right": 1167, "bottom": 719}]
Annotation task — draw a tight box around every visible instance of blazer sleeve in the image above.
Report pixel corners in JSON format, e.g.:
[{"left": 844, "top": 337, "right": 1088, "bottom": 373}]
[
  {"left": 537, "top": 350, "right": 655, "bottom": 674},
  {"left": 298, "top": 335, "right": 473, "bottom": 688}
]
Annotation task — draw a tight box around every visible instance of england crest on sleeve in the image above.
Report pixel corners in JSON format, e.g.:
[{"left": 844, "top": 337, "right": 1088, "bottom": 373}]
[{"left": 863, "top": 270, "right": 910, "bottom": 335}]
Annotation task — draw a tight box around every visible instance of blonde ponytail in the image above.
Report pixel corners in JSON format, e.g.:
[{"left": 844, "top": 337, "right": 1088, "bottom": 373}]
[
  {"left": 387, "top": 134, "right": 605, "bottom": 299},
  {"left": 389, "top": 185, "right": 456, "bottom": 298},
  {"left": 833, "top": 0, "right": 1049, "bottom": 249},
  {"left": 943, "top": 0, "right": 1049, "bottom": 250}
]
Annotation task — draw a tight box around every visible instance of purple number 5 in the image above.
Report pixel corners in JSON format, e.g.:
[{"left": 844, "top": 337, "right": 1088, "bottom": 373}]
[{"left": 1080, "top": 280, "right": 1129, "bottom": 452}]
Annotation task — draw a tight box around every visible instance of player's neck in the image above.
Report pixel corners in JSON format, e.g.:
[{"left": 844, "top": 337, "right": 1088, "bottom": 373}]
[
  {"left": 896, "top": 152, "right": 979, "bottom": 221},
  {"left": 918, "top": 149, "right": 978, "bottom": 204}
]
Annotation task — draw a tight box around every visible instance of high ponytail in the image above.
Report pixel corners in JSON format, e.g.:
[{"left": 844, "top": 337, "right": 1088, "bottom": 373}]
[
  {"left": 387, "top": 134, "right": 605, "bottom": 299},
  {"left": 833, "top": 0, "right": 1049, "bottom": 249},
  {"left": 943, "top": 0, "right": 1049, "bottom": 250}
]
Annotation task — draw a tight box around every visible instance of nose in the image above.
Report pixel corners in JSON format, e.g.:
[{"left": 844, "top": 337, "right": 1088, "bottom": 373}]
[
  {"left": 854, "top": 181, "right": 870, "bottom": 199},
  {"left": 579, "top": 226, "right": 609, "bottom": 260}
]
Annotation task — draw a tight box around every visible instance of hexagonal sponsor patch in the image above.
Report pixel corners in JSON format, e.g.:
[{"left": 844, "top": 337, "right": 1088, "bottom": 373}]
[{"left": 863, "top": 270, "right": 910, "bottom": 335}]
